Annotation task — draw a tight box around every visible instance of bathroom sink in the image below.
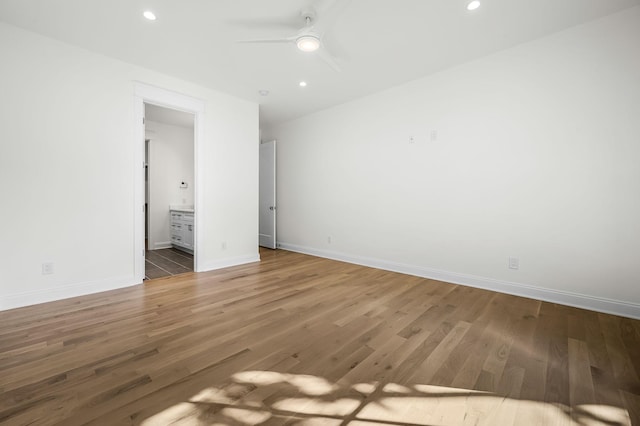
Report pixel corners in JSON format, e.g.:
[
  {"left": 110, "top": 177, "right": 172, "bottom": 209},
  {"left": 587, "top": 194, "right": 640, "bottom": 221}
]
[{"left": 169, "top": 204, "right": 194, "bottom": 212}]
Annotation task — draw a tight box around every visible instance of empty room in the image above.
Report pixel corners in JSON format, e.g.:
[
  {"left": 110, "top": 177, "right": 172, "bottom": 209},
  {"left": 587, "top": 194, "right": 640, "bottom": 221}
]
[{"left": 1, "top": 0, "right": 639, "bottom": 425}]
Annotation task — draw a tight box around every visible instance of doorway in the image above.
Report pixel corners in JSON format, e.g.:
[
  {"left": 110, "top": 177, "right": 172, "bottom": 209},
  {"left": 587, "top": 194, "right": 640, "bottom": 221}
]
[
  {"left": 134, "top": 83, "right": 205, "bottom": 283},
  {"left": 144, "top": 103, "right": 195, "bottom": 279}
]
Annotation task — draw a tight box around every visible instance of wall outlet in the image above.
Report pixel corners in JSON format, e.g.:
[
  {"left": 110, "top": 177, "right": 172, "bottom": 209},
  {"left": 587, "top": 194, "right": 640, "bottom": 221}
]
[
  {"left": 508, "top": 257, "right": 519, "bottom": 270},
  {"left": 42, "top": 262, "right": 54, "bottom": 275},
  {"left": 221, "top": 241, "right": 227, "bottom": 250},
  {"left": 327, "top": 236, "right": 332, "bottom": 244},
  {"left": 430, "top": 130, "right": 438, "bottom": 141}
]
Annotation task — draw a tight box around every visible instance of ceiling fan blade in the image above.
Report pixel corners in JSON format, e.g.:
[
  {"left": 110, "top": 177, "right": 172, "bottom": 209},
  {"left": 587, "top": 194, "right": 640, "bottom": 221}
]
[
  {"left": 315, "top": 0, "right": 339, "bottom": 15},
  {"left": 237, "top": 36, "right": 295, "bottom": 44},
  {"left": 314, "top": 0, "right": 352, "bottom": 32},
  {"left": 317, "top": 46, "right": 341, "bottom": 72},
  {"left": 226, "top": 16, "right": 300, "bottom": 32}
]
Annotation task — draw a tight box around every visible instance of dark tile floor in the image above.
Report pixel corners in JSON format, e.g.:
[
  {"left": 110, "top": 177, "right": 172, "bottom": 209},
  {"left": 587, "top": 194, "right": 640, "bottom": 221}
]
[{"left": 145, "top": 247, "right": 193, "bottom": 280}]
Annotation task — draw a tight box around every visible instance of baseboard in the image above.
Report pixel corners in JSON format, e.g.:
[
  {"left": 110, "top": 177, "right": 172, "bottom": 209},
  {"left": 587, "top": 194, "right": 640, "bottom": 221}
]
[
  {"left": 153, "top": 241, "right": 172, "bottom": 250},
  {"left": 1, "top": 253, "right": 261, "bottom": 312},
  {"left": 0, "top": 275, "right": 139, "bottom": 312},
  {"left": 278, "top": 242, "right": 640, "bottom": 320},
  {"left": 198, "top": 254, "right": 260, "bottom": 272}
]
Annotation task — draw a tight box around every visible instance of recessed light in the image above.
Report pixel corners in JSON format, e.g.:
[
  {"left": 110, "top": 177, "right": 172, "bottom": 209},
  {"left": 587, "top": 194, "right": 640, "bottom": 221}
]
[
  {"left": 143, "top": 11, "right": 157, "bottom": 20},
  {"left": 258, "top": 89, "right": 270, "bottom": 96},
  {"left": 299, "top": 81, "right": 307, "bottom": 87},
  {"left": 467, "top": 1, "right": 480, "bottom": 11}
]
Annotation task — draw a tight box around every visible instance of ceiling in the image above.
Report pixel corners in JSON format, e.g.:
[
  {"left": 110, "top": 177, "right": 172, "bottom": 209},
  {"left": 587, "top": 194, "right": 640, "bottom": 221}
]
[{"left": 1, "top": 0, "right": 638, "bottom": 128}]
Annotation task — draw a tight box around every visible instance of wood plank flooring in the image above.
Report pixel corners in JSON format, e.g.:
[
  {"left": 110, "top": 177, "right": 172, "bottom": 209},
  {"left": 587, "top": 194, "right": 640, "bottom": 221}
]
[{"left": 0, "top": 248, "right": 639, "bottom": 425}]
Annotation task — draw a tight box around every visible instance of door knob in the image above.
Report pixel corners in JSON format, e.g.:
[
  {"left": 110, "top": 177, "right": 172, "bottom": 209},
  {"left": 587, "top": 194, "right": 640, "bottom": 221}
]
[{"left": 269, "top": 206, "right": 276, "bottom": 211}]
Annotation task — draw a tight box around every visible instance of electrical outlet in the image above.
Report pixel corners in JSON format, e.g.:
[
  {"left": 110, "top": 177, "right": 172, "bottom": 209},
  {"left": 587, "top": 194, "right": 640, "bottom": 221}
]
[
  {"left": 42, "top": 262, "right": 54, "bottom": 275},
  {"left": 327, "top": 236, "right": 332, "bottom": 244},
  {"left": 221, "top": 241, "right": 227, "bottom": 250},
  {"left": 430, "top": 130, "right": 438, "bottom": 141},
  {"left": 508, "top": 257, "right": 519, "bottom": 270}
]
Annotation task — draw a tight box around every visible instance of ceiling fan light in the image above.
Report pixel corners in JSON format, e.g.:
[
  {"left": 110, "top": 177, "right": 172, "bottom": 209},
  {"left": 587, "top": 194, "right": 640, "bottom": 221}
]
[{"left": 296, "top": 35, "right": 320, "bottom": 52}]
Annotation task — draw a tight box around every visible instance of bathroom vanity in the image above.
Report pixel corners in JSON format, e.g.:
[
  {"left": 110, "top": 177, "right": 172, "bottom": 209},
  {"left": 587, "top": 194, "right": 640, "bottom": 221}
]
[{"left": 169, "top": 206, "right": 194, "bottom": 253}]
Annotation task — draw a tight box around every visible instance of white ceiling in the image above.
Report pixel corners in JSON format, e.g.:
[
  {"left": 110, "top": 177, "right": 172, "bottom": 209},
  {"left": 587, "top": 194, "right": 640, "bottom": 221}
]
[{"left": 1, "top": 0, "right": 638, "bottom": 127}]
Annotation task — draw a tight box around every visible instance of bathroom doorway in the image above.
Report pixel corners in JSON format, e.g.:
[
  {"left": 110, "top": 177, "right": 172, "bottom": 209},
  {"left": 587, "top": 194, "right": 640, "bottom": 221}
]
[
  {"left": 134, "top": 83, "right": 205, "bottom": 284},
  {"left": 144, "top": 103, "right": 195, "bottom": 279}
]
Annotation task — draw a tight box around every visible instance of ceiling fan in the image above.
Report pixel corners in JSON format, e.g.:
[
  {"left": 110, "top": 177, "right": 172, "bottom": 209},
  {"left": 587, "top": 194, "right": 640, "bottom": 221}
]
[{"left": 237, "top": 1, "right": 349, "bottom": 72}]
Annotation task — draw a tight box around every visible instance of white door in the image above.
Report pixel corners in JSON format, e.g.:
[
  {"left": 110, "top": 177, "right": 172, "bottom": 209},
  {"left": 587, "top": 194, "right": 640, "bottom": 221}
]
[{"left": 259, "top": 140, "right": 276, "bottom": 249}]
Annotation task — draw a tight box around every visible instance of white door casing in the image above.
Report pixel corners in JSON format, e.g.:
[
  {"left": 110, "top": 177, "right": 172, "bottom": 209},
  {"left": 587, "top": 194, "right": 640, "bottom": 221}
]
[{"left": 134, "top": 82, "right": 205, "bottom": 282}]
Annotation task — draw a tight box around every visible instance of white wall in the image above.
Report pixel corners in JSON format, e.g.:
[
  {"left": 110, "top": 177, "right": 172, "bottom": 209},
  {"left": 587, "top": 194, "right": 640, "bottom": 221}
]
[
  {"left": 263, "top": 7, "right": 640, "bottom": 318},
  {"left": 145, "top": 120, "right": 194, "bottom": 249},
  {"left": 0, "top": 22, "right": 259, "bottom": 310}
]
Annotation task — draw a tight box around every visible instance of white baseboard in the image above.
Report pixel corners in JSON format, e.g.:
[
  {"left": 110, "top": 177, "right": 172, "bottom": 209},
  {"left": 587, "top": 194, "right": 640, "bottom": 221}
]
[
  {"left": 0, "top": 275, "right": 139, "bottom": 312},
  {"left": 278, "top": 242, "right": 640, "bottom": 320},
  {"left": 153, "top": 241, "right": 172, "bottom": 250},
  {"left": 198, "top": 254, "right": 260, "bottom": 272},
  {"left": 1, "top": 253, "right": 259, "bottom": 312}
]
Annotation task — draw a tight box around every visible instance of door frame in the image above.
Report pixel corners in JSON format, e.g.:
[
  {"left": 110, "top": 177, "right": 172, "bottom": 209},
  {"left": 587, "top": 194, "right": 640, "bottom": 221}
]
[{"left": 134, "top": 83, "right": 205, "bottom": 282}]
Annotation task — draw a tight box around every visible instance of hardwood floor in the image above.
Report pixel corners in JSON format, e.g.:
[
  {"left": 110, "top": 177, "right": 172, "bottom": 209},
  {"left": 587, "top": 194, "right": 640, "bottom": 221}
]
[{"left": 0, "top": 248, "right": 638, "bottom": 425}]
